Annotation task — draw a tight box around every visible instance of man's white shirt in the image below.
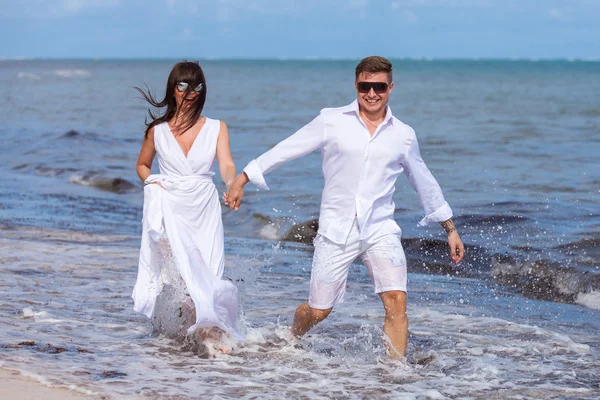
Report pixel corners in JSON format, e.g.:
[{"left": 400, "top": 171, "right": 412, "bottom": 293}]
[{"left": 243, "top": 100, "right": 453, "bottom": 245}]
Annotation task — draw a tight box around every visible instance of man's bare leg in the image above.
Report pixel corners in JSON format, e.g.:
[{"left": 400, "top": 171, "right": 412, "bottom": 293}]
[
  {"left": 380, "top": 290, "right": 408, "bottom": 358},
  {"left": 291, "top": 302, "right": 332, "bottom": 337}
]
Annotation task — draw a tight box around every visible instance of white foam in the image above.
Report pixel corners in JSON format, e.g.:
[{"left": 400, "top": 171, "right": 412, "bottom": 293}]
[
  {"left": 17, "top": 72, "right": 41, "bottom": 79},
  {"left": 2, "top": 226, "right": 599, "bottom": 400},
  {"left": 259, "top": 223, "right": 280, "bottom": 240},
  {"left": 575, "top": 290, "right": 600, "bottom": 310},
  {"left": 21, "top": 308, "right": 69, "bottom": 324},
  {"left": 21, "top": 308, "right": 49, "bottom": 319},
  {"left": 54, "top": 69, "right": 90, "bottom": 78}
]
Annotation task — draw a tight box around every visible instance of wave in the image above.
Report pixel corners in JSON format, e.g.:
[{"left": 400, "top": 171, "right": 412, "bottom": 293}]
[
  {"left": 553, "top": 238, "right": 600, "bottom": 259},
  {"left": 253, "top": 213, "right": 318, "bottom": 245},
  {"left": 54, "top": 69, "right": 90, "bottom": 78},
  {"left": 58, "top": 129, "right": 124, "bottom": 144},
  {"left": 12, "top": 163, "right": 78, "bottom": 178},
  {"left": 69, "top": 172, "right": 137, "bottom": 194},
  {"left": 456, "top": 214, "right": 530, "bottom": 227},
  {"left": 491, "top": 258, "right": 600, "bottom": 304},
  {"left": 12, "top": 163, "right": 139, "bottom": 194},
  {"left": 575, "top": 291, "right": 600, "bottom": 310},
  {"left": 17, "top": 72, "right": 41, "bottom": 79},
  {"left": 15, "top": 69, "right": 91, "bottom": 80},
  {"left": 250, "top": 214, "right": 600, "bottom": 310},
  {"left": 57, "top": 129, "right": 138, "bottom": 145}
]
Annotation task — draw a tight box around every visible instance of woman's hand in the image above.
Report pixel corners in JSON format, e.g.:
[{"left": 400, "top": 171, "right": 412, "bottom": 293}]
[{"left": 226, "top": 173, "right": 249, "bottom": 210}]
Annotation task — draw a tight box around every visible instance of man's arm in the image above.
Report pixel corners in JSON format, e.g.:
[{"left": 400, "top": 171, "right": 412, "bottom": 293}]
[
  {"left": 440, "top": 217, "right": 464, "bottom": 264},
  {"left": 403, "top": 136, "right": 464, "bottom": 264},
  {"left": 226, "top": 114, "right": 326, "bottom": 210}
]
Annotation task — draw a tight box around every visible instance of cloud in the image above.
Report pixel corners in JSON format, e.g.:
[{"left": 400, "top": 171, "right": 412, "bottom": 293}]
[
  {"left": 391, "top": 2, "right": 419, "bottom": 24},
  {"left": 166, "top": 0, "right": 295, "bottom": 21},
  {"left": 165, "top": 0, "right": 378, "bottom": 21},
  {"left": 547, "top": 8, "right": 571, "bottom": 22},
  {"left": 166, "top": 0, "right": 203, "bottom": 14},
  {"left": 349, "top": 0, "right": 369, "bottom": 18},
  {"left": 62, "top": 0, "right": 119, "bottom": 13}
]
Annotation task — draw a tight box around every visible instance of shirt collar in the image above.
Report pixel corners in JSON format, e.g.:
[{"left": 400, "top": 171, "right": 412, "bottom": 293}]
[{"left": 345, "top": 99, "right": 395, "bottom": 126}]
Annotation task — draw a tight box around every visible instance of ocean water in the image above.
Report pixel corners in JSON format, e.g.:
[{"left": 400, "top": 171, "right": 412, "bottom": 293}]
[{"left": 0, "top": 59, "right": 599, "bottom": 399}]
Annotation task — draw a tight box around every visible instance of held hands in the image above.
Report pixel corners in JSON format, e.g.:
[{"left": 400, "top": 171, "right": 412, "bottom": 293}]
[
  {"left": 223, "top": 173, "right": 249, "bottom": 210},
  {"left": 448, "top": 231, "right": 465, "bottom": 264}
]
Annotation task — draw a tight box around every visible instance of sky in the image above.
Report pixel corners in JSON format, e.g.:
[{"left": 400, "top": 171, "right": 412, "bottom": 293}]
[{"left": 1, "top": 0, "right": 599, "bottom": 59}]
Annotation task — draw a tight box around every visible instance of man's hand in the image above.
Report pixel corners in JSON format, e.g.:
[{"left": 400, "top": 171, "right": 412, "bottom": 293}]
[
  {"left": 448, "top": 231, "right": 464, "bottom": 264},
  {"left": 226, "top": 173, "right": 249, "bottom": 210}
]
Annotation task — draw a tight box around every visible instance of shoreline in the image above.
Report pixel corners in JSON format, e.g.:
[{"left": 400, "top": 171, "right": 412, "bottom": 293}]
[{"left": 0, "top": 368, "right": 99, "bottom": 400}]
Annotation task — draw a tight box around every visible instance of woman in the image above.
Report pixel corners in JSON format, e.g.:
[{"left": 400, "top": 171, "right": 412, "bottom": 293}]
[{"left": 132, "top": 61, "right": 239, "bottom": 343}]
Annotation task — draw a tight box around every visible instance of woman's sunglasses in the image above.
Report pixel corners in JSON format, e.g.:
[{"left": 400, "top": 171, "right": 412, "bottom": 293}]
[
  {"left": 177, "top": 82, "right": 204, "bottom": 93},
  {"left": 357, "top": 82, "right": 389, "bottom": 94}
]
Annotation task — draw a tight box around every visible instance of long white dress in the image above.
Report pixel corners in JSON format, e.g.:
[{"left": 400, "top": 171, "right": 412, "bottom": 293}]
[{"left": 132, "top": 118, "right": 239, "bottom": 338}]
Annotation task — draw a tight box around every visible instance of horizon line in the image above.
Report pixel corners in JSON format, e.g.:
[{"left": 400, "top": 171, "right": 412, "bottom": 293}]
[{"left": 1, "top": 56, "right": 600, "bottom": 62}]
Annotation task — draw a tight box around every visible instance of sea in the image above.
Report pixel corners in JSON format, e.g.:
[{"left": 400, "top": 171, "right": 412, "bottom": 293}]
[{"left": 0, "top": 59, "right": 599, "bottom": 399}]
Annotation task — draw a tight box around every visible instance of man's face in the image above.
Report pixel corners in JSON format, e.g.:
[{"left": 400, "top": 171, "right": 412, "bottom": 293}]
[{"left": 355, "top": 71, "right": 393, "bottom": 115}]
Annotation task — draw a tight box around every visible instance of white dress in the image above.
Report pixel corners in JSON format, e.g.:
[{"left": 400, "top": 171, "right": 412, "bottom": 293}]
[{"left": 132, "top": 118, "right": 239, "bottom": 338}]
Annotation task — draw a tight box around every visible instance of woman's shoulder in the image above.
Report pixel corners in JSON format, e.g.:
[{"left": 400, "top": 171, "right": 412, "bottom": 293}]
[
  {"left": 202, "top": 116, "right": 219, "bottom": 124},
  {"left": 202, "top": 116, "right": 226, "bottom": 132},
  {"left": 148, "top": 121, "right": 166, "bottom": 135}
]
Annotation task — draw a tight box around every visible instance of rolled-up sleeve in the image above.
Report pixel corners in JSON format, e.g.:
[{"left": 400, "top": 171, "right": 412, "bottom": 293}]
[
  {"left": 243, "top": 114, "right": 326, "bottom": 190},
  {"left": 402, "top": 137, "right": 453, "bottom": 226}
]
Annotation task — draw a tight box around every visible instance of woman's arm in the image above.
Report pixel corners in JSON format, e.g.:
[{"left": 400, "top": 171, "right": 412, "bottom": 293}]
[
  {"left": 216, "top": 121, "right": 236, "bottom": 188},
  {"left": 136, "top": 127, "right": 156, "bottom": 183}
]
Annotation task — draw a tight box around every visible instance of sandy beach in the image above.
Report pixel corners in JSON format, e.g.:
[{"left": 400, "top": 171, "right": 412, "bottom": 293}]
[{"left": 0, "top": 368, "right": 96, "bottom": 399}]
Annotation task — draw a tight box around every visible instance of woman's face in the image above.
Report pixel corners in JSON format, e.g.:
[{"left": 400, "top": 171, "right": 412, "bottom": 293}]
[{"left": 174, "top": 81, "right": 201, "bottom": 109}]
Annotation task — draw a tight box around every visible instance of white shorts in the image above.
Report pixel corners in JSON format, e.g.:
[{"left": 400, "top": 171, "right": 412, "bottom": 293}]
[{"left": 308, "top": 221, "right": 408, "bottom": 310}]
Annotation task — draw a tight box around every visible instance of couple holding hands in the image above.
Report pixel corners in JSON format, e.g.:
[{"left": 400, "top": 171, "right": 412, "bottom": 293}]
[{"left": 133, "top": 56, "right": 464, "bottom": 359}]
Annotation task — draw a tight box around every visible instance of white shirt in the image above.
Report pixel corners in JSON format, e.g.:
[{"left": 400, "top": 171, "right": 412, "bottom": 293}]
[{"left": 244, "top": 100, "right": 453, "bottom": 245}]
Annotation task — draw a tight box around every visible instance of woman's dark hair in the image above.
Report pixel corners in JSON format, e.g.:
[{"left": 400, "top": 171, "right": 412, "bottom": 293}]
[{"left": 135, "top": 60, "right": 207, "bottom": 139}]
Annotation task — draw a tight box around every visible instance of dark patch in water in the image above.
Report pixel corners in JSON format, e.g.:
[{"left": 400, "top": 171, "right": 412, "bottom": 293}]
[
  {"left": 2, "top": 341, "right": 92, "bottom": 354},
  {"left": 10, "top": 163, "right": 78, "bottom": 178},
  {"left": 409, "top": 353, "right": 436, "bottom": 366},
  {"left": 283, "top": 219, "right": 319, "bottom": 244},
  {"left": 70, "top": 172, "right": 138, "bottom": 194},
  {"left": 456, "top": 213, "right": 530, "bottom": 227},
  {"left": 491, "top": 258, "right": 600, "bottom": 303},
  {"left": 252, "top": 212, "right": 272, "bottom": 222},
  {"left": 101, "top": 371, "right": 127, "bottom": 378},
  {"left": 403, "top": 238, "right": 490, "bottom": 277},
  {"left": 553, "top": 238, "right": 600, "bottom": 259},
  {"left": 62, "top": 130, "right": 80, "bottom": 138},
  {"left": 8, "top": 268, "right": 47, "bottom": 276}
]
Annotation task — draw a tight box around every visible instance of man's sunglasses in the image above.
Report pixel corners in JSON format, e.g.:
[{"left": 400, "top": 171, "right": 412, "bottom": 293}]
[
  {"left": 177, "top": 82, "right": 204, "bottom": 93},
  {"left": 357, "top": 82, "right": 389, "bottom": 94}
]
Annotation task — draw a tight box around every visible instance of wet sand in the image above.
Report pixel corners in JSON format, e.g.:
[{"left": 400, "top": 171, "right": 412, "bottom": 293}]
[{"left": 0, "top": 368, "right": 97, "bottom": 399}]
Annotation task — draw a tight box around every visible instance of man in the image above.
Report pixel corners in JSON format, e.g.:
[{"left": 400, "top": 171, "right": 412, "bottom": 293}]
[{"left": 226, "top": 56, "right": 464, "bottom": 358}]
